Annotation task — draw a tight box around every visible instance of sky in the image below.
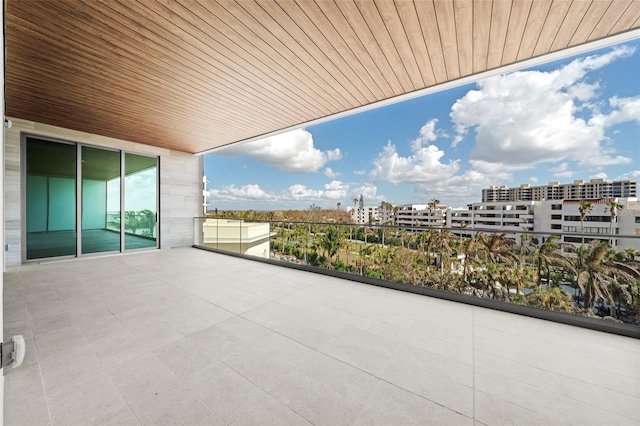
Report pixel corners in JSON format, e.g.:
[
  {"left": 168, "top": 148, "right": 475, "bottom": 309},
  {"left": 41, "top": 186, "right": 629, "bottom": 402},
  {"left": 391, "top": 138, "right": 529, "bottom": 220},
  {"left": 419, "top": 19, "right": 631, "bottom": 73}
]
[{"left": 205, "top": 39, "right": 640, "bottom": 210}]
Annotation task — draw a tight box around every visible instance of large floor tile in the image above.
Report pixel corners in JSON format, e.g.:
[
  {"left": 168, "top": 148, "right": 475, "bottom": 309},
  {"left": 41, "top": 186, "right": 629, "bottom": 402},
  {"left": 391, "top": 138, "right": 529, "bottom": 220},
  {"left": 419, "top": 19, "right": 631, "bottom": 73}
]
[
  {"left": 474, "top": 366, "right": 638, "bottom": 425},
  {"left": 4, "top": 396, "right": 51, "bottom": 426},
  {"left": 4, "top": 363, "right": 46, "bottom": 412},
  {"left": 155, "top": 339, "right": 309, "bottom": 425},
  {"left": 46, "top": 372, "right": 138, "bottom": 426},
  {"left": 107, "top": 353, "right": 224, "bottom": 425},
  {"left": 269, "top": 369, "right": 369, "bottom": 425},
  {"left": 4, "top": 248, "right": 639, "bottom": 426}
]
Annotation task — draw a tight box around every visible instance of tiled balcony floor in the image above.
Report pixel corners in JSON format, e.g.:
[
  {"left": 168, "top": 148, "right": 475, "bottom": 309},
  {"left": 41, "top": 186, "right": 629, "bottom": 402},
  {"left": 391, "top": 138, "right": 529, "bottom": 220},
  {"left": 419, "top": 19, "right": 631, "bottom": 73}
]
[{"left": 4, "top": 247, "right": 640, "bottom": 425}]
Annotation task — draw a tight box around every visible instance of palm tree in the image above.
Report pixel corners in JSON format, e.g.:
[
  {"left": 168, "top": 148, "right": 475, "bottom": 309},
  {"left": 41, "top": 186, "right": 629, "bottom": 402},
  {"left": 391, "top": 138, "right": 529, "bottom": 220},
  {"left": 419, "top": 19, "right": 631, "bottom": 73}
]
[
  {"left": 527, "top": 286, "right": 573, "bottom": 312},
  {"left": 316, "top": 226, "right": 346, "bottom": 268},
  {"left": 434, "top": 229, "right": 453, "bottom": 274},
  {"left": 373, "top": 245, "right": 399, "bottom": 281},
  {"left": 124, "top": 211, "right": 140, "bottom": 235},
  {"left": 138, "top": 209, "right": 156, "bottom": 236},
  {"left": 480, "top": 232, "right": 518, "bottom": 265},
  {"left": 406, "top": 253, "right": 425, "bottom": 286},
  {"left": 427, "top": 198, "right": 440, "bottom": 228},
  {"left": 605, "top": 199, "right": 623, "bottom": 245},
  {"left": 576, "top": 241, "right": 640, "bottom": 316},
  {"left": 461, "top": 232, "right": 483, "bottom": 282},
  {"left": 352, "top": 197, "right": 359, "bottom": 223},
  {"left": 578, "top": 200, "right": 594, "bottom": 245},
  {"left": 534, "top": 235, "right": 576, "bottom": 287},
  {"left": 357, "top": 244, "right": 376, "bottom": 275},
  {"left": 293, "top": 224, "right": 311, "bottom": 262}
]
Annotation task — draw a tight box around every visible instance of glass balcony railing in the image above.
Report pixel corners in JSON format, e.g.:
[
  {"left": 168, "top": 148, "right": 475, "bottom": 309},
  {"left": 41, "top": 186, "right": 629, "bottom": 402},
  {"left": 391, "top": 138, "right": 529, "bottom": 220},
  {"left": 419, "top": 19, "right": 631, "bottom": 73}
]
[{"left": 193, "top": 217, "right": 640, "bottom": 330}]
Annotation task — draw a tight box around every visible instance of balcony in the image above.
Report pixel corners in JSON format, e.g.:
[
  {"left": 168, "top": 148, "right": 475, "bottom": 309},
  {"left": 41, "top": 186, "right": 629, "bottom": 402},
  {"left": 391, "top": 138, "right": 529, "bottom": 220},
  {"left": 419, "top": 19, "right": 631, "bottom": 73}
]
[{"left": 5, "top": 247, "right": 638, "bottom": 425}]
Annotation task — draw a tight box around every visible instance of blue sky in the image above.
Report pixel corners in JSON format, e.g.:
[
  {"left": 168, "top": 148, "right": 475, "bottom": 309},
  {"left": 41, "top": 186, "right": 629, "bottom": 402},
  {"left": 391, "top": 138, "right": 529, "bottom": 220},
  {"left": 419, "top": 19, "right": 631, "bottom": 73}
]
[{"left": 205, "top": 39, "right": 640, "bottom": 210}]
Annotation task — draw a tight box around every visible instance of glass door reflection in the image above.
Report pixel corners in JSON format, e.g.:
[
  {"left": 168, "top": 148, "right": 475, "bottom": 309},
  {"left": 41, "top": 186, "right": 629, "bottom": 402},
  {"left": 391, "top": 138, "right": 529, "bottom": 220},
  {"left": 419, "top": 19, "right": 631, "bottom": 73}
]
[
  {"left": 124, "top": 153, "right": 157, "bottom": 250},
  {"left": 81, "top": 146, "right": 121, "bottom": 254},
  {"left": 26, "top": 138, "right": 77, "bottom": 259}
]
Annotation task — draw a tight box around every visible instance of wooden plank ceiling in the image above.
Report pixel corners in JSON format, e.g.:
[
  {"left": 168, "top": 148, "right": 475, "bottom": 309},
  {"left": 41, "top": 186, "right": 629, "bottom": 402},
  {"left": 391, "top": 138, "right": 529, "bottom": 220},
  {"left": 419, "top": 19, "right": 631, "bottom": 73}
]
[{"left": 5, "top": 0, "right": 640, "bottom": 154}]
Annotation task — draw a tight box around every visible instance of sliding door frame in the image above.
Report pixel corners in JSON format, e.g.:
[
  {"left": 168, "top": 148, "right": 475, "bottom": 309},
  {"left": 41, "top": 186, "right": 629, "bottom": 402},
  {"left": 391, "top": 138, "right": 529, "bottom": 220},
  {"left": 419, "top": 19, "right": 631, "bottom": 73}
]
[
  {"left": 21, "top": 133, "right": 160, "bottom": 263},
  {"left": 122, "top": 150, "right": 160, "bottom": 252}
]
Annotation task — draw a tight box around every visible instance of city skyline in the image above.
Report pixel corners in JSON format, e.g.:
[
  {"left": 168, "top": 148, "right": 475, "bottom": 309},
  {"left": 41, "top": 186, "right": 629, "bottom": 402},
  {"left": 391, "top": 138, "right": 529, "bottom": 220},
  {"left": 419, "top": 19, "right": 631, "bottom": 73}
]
[{"left": 205, "top": 38, "right": 640, "bottom": 210}]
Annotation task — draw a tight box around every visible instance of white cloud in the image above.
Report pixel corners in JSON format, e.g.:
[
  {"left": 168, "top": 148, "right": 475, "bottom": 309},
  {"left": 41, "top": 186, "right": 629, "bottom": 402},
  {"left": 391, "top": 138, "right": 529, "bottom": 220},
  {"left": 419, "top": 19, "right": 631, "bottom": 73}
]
[
  {"left": 550, "top": 162, "right": 574, "bottom": 179},
  {"left": 450, "top": 46, "right": 634, "bottom": 171},
  {"left": 614, "top": 170, "right": 640, "bottom": 180},
  {"left": 324, "top": 167, "right": 340, "bottom": 178},
  {"left": 350, "top": 183, "right": 381, "bottom": 203},
  {"left": 590, "top": 172, "right": 608, "bottom": 180},
  {"left": 591, "top": 95, "right": 640, "bottom": 127},
  {"left": 529, "top": 177, "right": 539, "bottom": 183},
  {"left": 322, "top": 180, "right": 349, "bottom": 200},
  {"left": 353, "top": 170, "right": 366, "bottom": 175},
  {"left": 215, "top": 128, "right": 342, "bottom": 173},
  {"left": 414, "top": 169, "right": 495, "bottom": 207},
  {"left": 210, "top": 180, "right": 351, "bottom": 207},
  {"left": 370, "top": 139, "right": 460, "bottom": 184},
  {"left": 287, "top": 184, "right": 319, "bottom": 200},
  {"left": 209, "top": 184, "right": 278, "bottom": 203},
  {"left": 287, "top": 180, "right": 348, "bottom": 201},
  {"left": 411, "top": 119, "right": 447, "bottom": 151}
]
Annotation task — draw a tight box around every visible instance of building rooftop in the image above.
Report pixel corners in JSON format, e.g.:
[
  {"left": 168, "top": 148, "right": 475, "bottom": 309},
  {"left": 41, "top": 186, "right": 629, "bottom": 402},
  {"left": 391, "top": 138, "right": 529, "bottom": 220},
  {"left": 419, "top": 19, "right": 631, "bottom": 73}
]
[{"left": 4, "top": 248, "right": 639, "bottom": 425}]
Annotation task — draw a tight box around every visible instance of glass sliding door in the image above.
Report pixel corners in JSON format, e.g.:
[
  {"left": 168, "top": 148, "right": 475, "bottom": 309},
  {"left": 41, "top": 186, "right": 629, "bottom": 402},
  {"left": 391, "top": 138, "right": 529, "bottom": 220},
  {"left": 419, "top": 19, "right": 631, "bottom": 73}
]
[
  {"left": 25, "top": 136, "right": 159, "bottom": 260},
  {"left": 81, "top": 146, "right": 121, "bottom": 254},
  {"left": 26, "top": 138, "right": 77, "bottom": 259},
  {"left": 124, "top": 153, "right": 158, "bottom": 250}
]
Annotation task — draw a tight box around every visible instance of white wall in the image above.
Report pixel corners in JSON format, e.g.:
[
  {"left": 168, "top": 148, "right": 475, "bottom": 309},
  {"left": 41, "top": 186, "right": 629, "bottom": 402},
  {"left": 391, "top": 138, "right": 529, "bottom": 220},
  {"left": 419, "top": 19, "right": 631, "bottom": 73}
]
[{"left": 4, "top": 118, "right": 202, "bottom": 267}]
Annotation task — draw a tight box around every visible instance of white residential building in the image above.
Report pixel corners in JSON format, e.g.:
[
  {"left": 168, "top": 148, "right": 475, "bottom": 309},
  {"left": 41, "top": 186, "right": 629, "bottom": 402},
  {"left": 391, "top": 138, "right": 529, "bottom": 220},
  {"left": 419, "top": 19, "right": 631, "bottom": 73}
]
[
  {"left": 394, "top": 204, "right": 448, "bottom": 231},
  {"left": 347, "top": 206, "right": 379, "bottom": 225},
  {"left": 445, "top": 201, "right": 535, "bottom": 244},
  {"left": 356, "top": 196, "right": 640, "bottom": 252},
  {"left": 534, "top": 198, "right": 640, "bottom": 251},
  {"left": 445, "top": 198, "right": 640, "bottom": 251}
]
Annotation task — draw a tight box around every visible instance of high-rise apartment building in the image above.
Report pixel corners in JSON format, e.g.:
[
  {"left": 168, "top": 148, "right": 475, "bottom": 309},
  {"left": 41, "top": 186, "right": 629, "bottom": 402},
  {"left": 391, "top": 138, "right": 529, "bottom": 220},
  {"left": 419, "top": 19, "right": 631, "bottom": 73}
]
[{"left": 482, "top": 179, "right": 637, "bottom": 202}]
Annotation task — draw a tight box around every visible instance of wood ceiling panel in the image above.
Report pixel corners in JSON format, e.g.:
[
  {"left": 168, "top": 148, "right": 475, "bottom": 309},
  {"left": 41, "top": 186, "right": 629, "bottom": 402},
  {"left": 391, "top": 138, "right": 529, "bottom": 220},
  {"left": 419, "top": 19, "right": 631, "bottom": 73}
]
[
  {"left": 434, "top": 0, "right": 461, "bottom": 80},
  {"left": 334, "top": 0, "right": 406, "bottom": 94},
  {"left": 486, "top": 0, "right": 513, "bottom": 70},
  {"left": 273, "top": 0, "right": 378, "bottom": 103},
  {"left": 454, "top": 0, "right": 474, "bottom": 77},
  {"left": 588, "top": 0, "right": 635, "bottom": 40},
  {"left": 415, "top": 0, "right": 449, "bottom": 83},
  {"left": 473, "top": 0, "right": 493, "bottom": 73},
  {"left": 570, "top": 0, "right": 616, "bottom": 46},
  {"left": 395, "top": 0, "right": 437, "bottom": 86},
  {"left": 141, "top": 0, "right": 323, "bottom": 118},
  {"left": 311, "top": 0, "right": 396, "bottom": 98},
  {"left": 253, "top": 0, "right": 366, "bottom": 106},
  {"left": 5, "top": 0, "right": 639, "bottom": 154},
  {"left": 532, "top": 0, "right": 573, "bottom": 57},
  {"left": 354, "top": 0, "right": 417, "bottom": 92},
  {"left": 40, "top": 1, "right": 287, "bottom": 131},
  {"left": 517, "top": 0, "right": 553, "bottom": 61},
  {"left": 177, "top": 0, "right": 341, "bottom": 114},
  {"left": 609, "top": 0, "right": 640, "bottom": 34},
  {"left": 501, "top": 0, "right": 533, "bottom": 65},
  {"left": 550, "top": 0, "right": 595, "bottom": 52},
  {"left": 373, "top": 0, "right": 425, "bottom": 89}
]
